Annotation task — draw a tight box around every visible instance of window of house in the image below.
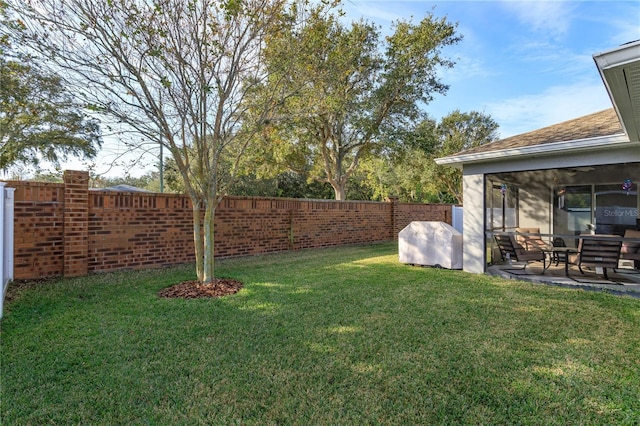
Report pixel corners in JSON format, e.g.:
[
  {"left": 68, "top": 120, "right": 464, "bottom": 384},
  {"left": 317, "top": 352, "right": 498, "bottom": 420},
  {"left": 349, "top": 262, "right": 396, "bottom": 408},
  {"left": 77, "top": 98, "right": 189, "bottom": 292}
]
[{"left": 554, "top": 183, "right": 638, "bottom": 237}]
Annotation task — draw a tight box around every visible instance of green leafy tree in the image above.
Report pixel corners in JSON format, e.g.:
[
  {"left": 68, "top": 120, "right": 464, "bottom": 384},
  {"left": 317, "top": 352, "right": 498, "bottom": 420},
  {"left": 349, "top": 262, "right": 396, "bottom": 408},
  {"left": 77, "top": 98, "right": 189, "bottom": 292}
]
[
  {"left": 164, "top": 153, "right": 334, "bottom": 199},
  {"left": 256, "top": 8, "right": 461, "bottom": 200},
  {"left": 423, "top": 110, "right": 499, "bottom": 203},
  {"left": 0, "top": 5, "right": 100, "bottom": 171},
  {"left": 362, "top": 111, "right": 497, "bottom": 204},
  {"left": 229, "top": 171, "right": 335, "bottom": 199},
  {"left": 357, "top": 117, "right": 443, "bottom": 202},
  {"left": 9, "top": 0, "right": 325, "bottom": 282}
]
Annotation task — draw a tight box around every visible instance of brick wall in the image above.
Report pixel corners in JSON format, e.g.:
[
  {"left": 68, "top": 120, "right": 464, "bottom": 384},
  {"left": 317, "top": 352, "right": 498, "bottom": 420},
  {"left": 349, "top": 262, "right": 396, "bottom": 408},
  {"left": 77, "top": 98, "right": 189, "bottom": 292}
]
[
  {"left": 6, "top": 171, "right": 452, "bottom": 279},
  {"left": 11, "top": 181, "right": 65, "bottom": 278},
  {"left": 88, "top": 191, "right": 195, "bottom": 272},
  {"left": 395, "top": 200, "right": 453, "bottom": 236},
  {"left": 64, "top": 170, "right": 90, "bottom": 277}
]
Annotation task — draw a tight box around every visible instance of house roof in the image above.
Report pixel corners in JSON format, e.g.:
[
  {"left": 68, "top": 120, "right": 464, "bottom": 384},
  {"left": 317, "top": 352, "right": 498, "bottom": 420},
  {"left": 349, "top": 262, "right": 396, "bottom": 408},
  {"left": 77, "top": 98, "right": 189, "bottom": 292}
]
[
  {"left": 91, "top": 184, "right": 152, "bottom": 193},
  {"left": 456, "top": 108, "right": 623, "bottom": 157},
  {"left": 435, "top": 107, "right": 631, "bottom": 168}
]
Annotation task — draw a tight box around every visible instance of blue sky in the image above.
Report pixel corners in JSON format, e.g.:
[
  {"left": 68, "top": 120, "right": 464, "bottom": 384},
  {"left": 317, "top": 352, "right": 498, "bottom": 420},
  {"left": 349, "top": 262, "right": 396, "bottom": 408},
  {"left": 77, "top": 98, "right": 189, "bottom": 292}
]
[
  {"left": 343, "top": 0, "right": 640, "bottom": 138},
  {"left": 57, "top": 0, "right": 640, "bottom": 178}
]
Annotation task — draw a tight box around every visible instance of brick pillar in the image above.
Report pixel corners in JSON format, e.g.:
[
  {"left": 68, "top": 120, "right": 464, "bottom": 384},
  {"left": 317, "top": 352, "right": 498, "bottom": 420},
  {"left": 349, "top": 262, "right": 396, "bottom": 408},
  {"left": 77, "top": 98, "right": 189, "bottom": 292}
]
[
  {"left": 63, "top": 170, "right": 89, "bottom": 277},
  {"left": 388, "top": 196, "right": 399, "bottom": 241}
]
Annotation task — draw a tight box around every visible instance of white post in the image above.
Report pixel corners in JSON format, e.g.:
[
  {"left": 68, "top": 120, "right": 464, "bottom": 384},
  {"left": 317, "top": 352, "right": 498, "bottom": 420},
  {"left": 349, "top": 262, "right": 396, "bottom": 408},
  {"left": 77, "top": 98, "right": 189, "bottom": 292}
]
[
  {"left": 0, "top": 183, "right": 14, "bottom": 319},
  {"left": 462, "top": 173, "right": 486, "bottom": 273}
]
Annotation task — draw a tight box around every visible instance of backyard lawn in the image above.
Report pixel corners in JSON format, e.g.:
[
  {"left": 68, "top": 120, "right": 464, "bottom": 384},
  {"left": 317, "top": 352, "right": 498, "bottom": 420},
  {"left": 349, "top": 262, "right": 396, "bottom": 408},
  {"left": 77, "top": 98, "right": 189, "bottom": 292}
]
[{"left": 1, "top": 242, "right": 639, "bottom": 425}]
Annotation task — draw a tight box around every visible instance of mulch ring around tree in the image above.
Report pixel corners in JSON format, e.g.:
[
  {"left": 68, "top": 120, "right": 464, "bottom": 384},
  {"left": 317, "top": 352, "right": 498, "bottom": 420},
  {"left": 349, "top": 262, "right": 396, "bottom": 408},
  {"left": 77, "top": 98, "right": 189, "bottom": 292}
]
[{"left": 157, "top": 278, "right": 243, "bottom": 299}]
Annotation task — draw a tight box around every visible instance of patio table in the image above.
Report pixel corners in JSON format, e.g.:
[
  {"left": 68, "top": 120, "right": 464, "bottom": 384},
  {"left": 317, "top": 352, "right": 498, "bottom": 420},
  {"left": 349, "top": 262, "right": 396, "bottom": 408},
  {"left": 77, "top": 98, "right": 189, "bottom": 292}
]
[{"left": 542, "top": 247, "right": 578, "bottom": 277}]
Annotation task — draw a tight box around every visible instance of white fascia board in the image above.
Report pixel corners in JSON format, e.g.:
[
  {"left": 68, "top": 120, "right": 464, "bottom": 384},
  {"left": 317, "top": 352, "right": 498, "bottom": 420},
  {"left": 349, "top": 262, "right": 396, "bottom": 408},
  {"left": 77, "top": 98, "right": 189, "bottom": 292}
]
[
  {"left": 593, "top": 41, "right": 640, "bottom": 142},
  {"left": 593, "top": 41, "right": 640, "bottom": 69},
  {"left": 434, "top": 133, "right": 631, "bottom": 168}
]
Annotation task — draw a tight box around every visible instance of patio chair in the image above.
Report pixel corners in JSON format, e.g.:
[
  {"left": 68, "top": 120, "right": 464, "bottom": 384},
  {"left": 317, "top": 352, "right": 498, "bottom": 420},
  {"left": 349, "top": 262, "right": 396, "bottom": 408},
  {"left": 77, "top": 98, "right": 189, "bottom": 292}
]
[
  {"left": 494, "top": 234, "right": 546, "bottom": 270},
  {"left": 619, "top": 229, "right": 640, "bottom": 269},
  {"left": 515, "top": 227, "right": 550, "bottom": 251},
  {"left": 572, "top": 234, "right": 622, "bottom": 280},
  {"left": 552, "top": 237, "right": 567, "bottom": 266}
]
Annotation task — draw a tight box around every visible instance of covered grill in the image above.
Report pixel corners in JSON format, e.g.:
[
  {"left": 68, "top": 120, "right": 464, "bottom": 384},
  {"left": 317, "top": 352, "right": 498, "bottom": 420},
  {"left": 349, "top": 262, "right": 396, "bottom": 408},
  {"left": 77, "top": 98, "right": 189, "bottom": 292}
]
[{"left": 398, "top": 221, "right": 463, "bottom": 269}]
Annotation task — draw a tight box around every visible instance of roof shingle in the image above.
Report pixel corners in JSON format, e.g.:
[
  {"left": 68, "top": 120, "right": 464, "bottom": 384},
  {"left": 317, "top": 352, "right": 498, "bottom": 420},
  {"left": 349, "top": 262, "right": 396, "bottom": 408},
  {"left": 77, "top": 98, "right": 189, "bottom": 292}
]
[{"left": 458, "top": 108, "right": 624, "bottom": 156}]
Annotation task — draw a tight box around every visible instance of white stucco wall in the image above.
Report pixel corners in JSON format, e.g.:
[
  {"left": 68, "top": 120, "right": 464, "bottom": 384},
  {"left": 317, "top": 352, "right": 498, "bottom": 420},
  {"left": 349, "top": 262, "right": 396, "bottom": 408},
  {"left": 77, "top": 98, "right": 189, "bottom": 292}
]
[{"left": 462, "top": 172, "right": 486, "bottom": 274}]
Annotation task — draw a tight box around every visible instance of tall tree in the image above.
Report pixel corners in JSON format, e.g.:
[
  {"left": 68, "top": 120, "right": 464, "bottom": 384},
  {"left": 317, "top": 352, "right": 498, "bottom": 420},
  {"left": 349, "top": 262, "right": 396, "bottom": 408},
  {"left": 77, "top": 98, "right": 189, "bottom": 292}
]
[
  {"left": 423, "top": 110, "right": 499, "bottom": 203},
  {"left": 360, "top": 111, "right": 498, "bottom": 204},
  {"left": 0, "top": 5, "right": 100, "bottom": 171},
  {"left": 357, "top": 117, "right": 445, "bottom": 203},
  {"left": 9, "top": 0, "right": 304, "bottom": 283},
  {"left": 256, "top": 8, "right": 461, "bottom": 200}
]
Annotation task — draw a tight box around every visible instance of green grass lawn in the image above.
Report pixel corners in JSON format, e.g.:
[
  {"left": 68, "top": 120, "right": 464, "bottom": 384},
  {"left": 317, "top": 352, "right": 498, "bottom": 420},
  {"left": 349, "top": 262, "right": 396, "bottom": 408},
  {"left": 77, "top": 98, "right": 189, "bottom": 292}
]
[{"left": 2, "top": 242, "right": 639, "bottom": 425}]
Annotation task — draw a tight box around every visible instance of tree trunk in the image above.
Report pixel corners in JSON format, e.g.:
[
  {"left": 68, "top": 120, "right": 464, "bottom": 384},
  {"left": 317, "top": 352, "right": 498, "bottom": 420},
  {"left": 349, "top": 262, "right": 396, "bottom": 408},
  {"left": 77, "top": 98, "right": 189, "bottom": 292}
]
[
  {"left": 191, "top": 199, "right": 205, "bottom": 282},
  {"left": 202, "top": 199, "right": 216, "bottom": 283},
  {"left": 332, "top": 183, "right": 346, "bottom": 201},
  {"left": 189, "top": 192, "right": 217, "bottom": 283}
]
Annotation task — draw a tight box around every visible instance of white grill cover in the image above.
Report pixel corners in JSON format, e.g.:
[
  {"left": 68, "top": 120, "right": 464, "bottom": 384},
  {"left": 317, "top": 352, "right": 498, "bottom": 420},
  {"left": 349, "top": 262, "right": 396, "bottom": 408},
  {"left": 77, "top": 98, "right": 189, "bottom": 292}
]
[{"left": 398, "top": 221, "right": 463, "bottom": 269}]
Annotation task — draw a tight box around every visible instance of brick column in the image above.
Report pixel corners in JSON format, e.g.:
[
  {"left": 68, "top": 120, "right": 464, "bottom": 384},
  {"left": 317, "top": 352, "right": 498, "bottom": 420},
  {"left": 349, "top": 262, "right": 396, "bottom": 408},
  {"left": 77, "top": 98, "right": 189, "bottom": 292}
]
[
  {"left": 388, "top": 196, "right": 399, "bottom": 240},
  {"left": 63, "top": 170, "right": 89, "bottom": 277}
]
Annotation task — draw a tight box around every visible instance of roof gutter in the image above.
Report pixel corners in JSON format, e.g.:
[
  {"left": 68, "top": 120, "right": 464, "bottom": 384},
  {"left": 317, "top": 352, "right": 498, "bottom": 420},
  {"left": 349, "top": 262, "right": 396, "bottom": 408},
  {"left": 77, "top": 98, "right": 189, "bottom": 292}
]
[
  {"left": 435, "top": 133, "right": 630, "bottom": 168},
  {"left": 593, "top": 40, "right": 640, "bottom": 142}
]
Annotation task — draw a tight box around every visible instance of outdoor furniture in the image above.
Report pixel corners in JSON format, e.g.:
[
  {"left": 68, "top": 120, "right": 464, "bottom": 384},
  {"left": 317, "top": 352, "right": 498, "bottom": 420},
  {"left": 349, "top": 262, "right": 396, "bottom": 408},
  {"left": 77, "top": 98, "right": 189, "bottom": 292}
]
[
  {"left": 572, "top": 234, "right": 622, "bottom": 280},
  {"left": 619, "top": 229, "right": 640, "bottom": 269},
  {"left": 541, "top": 245, "right": 578, "bottom": 277},
  {"left": 515, "top": 227, "right": 550, "bottom": 251},
  {"left": 551, "top": 237, "right": 567, "bottom": 266},
  {"left": 494, "top": 234, "right": 546, "bottom": 270}
]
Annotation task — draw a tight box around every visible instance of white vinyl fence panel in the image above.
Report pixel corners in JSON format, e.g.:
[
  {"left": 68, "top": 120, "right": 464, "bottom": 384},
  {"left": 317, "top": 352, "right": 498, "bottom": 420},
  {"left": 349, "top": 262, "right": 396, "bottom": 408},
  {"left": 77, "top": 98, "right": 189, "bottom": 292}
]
[
  {"left": 0, "top": 182, "right": 15, "bottom": 319},
  {"left": 452, "top": 206, "right": 463, "bottom": 234}
]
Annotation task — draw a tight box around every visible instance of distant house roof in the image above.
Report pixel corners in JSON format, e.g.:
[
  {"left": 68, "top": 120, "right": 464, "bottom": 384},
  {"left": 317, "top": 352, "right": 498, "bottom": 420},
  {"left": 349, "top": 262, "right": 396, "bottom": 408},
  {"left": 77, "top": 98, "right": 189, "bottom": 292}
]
[
  {"left": 91, "top": 184, "right": 152, "bottom": 193},
  {"left": 458, "top": 108, "right": 624, "bottom": 157}
]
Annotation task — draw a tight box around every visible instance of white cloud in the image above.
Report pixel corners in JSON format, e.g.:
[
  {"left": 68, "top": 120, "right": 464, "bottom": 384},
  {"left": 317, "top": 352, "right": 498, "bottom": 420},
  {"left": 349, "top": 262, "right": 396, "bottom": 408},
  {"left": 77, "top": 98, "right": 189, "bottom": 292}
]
[
  {"left": 500, "top": 1, "right": 578, "bottom": 39},
  {"left": 603, "top": 16, "right": 640, "bottom": 47},
  {"left": 578, "top": 2, "right": 640, "bottom": 47},
  {"left": 444, "top": 54, "right": 496, "bottom": 83},
  {"left": 487, "top": 80, "right": 614, "bottom": 138},
  {"left": 342, "top": 0, "right": 411, "bottom": 25}
]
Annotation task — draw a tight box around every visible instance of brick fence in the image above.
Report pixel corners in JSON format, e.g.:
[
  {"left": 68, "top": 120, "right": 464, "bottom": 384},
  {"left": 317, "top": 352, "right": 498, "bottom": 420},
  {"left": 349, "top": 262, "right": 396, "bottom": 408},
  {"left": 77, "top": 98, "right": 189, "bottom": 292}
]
[{"left": 6, "top": 170, "right": 453, "bottom": 279}]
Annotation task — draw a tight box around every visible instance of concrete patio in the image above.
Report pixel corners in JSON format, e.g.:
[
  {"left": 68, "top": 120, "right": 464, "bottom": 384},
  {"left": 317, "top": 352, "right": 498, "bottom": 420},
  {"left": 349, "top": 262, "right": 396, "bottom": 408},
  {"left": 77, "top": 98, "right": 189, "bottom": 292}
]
[{"left": 487, "top": 260, "right": 640, "bottom": 298}]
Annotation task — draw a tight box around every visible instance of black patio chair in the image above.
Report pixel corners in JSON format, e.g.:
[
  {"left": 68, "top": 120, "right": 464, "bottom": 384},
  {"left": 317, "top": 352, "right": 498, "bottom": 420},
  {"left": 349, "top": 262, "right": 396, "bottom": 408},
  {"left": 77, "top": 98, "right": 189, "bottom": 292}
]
[
  {"left": 572, "top": 235, "right": 622, "bottom": 280},
  {"left": 552, "top": 237, "right": 567, "bottom": 266},
  {"left": 494, "top": 234, "right": 546, "bottom": 270}
]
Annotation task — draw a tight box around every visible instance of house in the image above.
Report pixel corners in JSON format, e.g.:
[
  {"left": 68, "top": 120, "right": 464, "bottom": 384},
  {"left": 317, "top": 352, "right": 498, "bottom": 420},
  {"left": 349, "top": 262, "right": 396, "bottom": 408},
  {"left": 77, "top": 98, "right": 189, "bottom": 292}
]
[
  {"left": 435, "top": 40, "right": 640, "bottom": 274},
  {"left": 92, "top": 184, "right": 152, "bottom": 193}
]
